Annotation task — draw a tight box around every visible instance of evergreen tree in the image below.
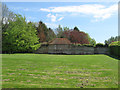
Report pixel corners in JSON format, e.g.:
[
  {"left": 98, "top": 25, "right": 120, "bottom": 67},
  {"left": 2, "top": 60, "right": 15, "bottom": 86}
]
[
  {"left": 56, "top": 25, "right": 63, "bottom": 38},
  {"left": 74, "top": 26, "right": 79, "bottom": 31}
]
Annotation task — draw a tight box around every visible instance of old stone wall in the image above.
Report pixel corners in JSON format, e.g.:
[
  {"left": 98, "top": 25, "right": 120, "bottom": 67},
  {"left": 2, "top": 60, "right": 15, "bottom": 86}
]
[
  {"left": 35, "top": 44, "right": 109, "bottom": 55},
  {"left": 94, "top": 47, "right": 109, "bottom": 54},
  {"left": 35, "top": 45, "right": 48, "bottom": 54}
]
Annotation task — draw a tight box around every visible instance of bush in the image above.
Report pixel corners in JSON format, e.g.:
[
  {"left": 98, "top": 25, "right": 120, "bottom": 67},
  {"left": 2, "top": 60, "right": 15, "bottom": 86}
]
[
  {"left": 82, "top": 44, "right": 94, "bottom": 47},
  {"left": 109, "top": 41, "right": 120, "bottom": 58},
  {"left": 76, "top": 44, "right": 82, "bottom": 46},
  {"left": 73, "top": 44, "right": 94, "bottom": 47},
  {"left": 95, "top": 43, "right": 105, "bottom": 47},
  {"left": 109, "top": 46, "right": 120, "bottom": 58},
  {"left": 109, "top": 41, "right": 120, "bottom": 46}
]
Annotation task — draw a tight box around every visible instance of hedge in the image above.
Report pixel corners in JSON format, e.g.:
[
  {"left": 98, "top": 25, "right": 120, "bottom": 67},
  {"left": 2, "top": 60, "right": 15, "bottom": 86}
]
[{"left": 109, "top": 46, "right": 120, "bottom": 58}]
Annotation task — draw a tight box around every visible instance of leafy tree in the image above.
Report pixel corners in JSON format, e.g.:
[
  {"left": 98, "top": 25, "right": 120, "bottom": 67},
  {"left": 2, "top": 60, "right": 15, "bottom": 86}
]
[
  {"left": 96, "top": 43, "right": 104, "bottom": 47},
  {"left": 62, "top": 30, "right": 89, "bottom": 44},
  {"left": 104, "top": 36, "right": 120, "bottom": 45},
  {"left": 46, "top": 28, "right": 56, "bottom": 42},
  {"left": 90, "top": 39, "right": 96, "bottom": 46},
  {"left": 2, "top": 14, "right": 40, "bottom": 53},
  {"left": 63, "top": 26, "right": 69, "bottom": 31},
  {"left": 86, "top": 33, "right": 96, "bottom": 46},
  {"left": 109, "top": 41, "right": 120, "bottom": 46},
  {"left": 2, "top": 3, "right": 15, "bottom": 34},
  {"left": 2, "top": 3, "right": 15, "bottom": 24},
  {"left": 37, "top": 21, "right": 56, "bottom": 42},
  {"left": 56, "top": 25, "right": 63, "bottom": 38}
]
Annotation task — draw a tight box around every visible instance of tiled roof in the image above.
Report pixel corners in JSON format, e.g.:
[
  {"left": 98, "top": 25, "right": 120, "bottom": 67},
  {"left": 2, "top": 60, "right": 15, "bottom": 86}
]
[{"left": 49, "top": 38, "right": 71, "bottom": 44}]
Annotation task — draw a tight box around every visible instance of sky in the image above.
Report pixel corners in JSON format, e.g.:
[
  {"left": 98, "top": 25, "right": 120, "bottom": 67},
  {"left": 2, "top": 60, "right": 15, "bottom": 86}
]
[{"left": 4, "top": 2, "right": 118, "bottom": 43}]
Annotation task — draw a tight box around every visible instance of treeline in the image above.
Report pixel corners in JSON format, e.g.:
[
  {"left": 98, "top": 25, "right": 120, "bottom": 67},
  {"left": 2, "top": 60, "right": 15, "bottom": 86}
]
[
  {"left": 104, "top": 36, "right": 120, "bottom": 46},
  {"left": 104, "top": 36, "right": 120, "bottom": 58},
  {"left": 37, "top": 21, "right": 56, "bottom": 43},
  {"left": 2, "top": 4, "right": 96, "bottom": 53},
  {"left": 2, "top": 4, "right": 40, "bottom": 53},
  {"left": 55, "top": 25, "right": 96, "bottom": 46}
]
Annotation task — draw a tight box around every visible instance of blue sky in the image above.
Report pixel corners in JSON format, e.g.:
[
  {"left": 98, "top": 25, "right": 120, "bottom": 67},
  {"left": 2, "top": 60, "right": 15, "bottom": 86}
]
[{"left": 4, "top": 2, "right": 118, "bottom": 43}]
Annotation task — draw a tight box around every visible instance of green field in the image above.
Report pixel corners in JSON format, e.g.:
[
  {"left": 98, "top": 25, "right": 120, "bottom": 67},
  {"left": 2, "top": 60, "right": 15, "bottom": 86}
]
[{"left": 2, "top": 54, "right": 118, "bottom": 88}]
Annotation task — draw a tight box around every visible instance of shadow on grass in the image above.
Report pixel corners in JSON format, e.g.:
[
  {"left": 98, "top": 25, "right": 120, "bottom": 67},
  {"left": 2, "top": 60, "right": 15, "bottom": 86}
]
[{"left": 107, "top": 54, "right": 120, "bottom": 60}]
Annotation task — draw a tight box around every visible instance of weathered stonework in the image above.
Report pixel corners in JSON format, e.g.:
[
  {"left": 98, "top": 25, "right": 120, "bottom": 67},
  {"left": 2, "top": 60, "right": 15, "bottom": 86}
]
[{"left": 35, "top": 44, "right": 109, "bottom": 55}]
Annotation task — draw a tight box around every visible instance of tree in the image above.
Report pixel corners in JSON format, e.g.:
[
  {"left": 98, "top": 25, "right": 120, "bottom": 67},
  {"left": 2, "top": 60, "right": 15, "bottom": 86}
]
[
  {"left": 37, "top": 21, "right": 56, "bottom": 42},
  {"left": 86, "top": 33, "right": 96, "bottom": 46},
  {"left": 2, "top": 14, "right": 40, "bottom": 53},
  {"left": 56, "top": 25, "right": 63, "bottom": 38},
  {"left": 74, "top": 26, "right": 79, "bottom": 31},
  {"left": 46, "top": 28, "right": 56, "bottom": 42},
  {"left": 109, "top": 41, "right": 120, "bottom": 46},
  {"left": 90, "top": 39, "right": 96, "bottom": 46},
  {"left": 2, "top": 3, "right": 15, "bottom": 33},
  {"left": 2, "top": 3, "right": 15, "bottom": 24},
  {"left": 37, "top": 21, "right": 48, "bottom": 42},
  {"left": 104, "top": 36, "right": 120, "bottom": 45},
  {"left": 62, "top": 30, "right": 89, "bottom": 44},
  {"left": 63, "top": 26, "right": 69, "bottom": 31}
]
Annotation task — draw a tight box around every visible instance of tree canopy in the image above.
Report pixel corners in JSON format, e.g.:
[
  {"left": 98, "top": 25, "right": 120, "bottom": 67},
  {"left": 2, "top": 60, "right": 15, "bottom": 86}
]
[
  {"left": 37, "top": 21, "right": 56, "bottom": 42},
  {"left": 104, "top": 36, "right": 120, "bottom": 45},
  {"left": 62, "top": 30, "right": 90, "bottom": 44},
  {"left": 2, "top": 3, "right": 98, "bottom": 54},
  {"left": 2, "top": 14, "right": 40, "bottom": 53}
]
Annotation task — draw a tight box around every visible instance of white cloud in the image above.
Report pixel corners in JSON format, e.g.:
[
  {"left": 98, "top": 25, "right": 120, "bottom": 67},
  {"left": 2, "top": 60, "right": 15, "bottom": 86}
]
[
  {"left": 58, "top": 17, "right": 64, "bottom": 21},
  {"left": 40, "top": 8, "right": 50, "bottom": 12},
  {"left": 46, "top": 13, "right": 64, "bottom": 22},
  {"left": 47, "top": 13, "right": 57, "bottom": 22},
  {"left": 40, "top": 4, "right": 118, "bottom": 21}
]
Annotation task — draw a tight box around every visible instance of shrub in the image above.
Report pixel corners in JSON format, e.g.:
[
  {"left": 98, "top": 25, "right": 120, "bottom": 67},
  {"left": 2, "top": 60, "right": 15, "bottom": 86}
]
[
  {"left": 95, "top": 43, "right": 104, "bottom": 47},
  {"left": 109, "top": 41, "right": 120, "bottom": 58},
  {"left": 109, "top": 41, "right": 120, "bottom": 46},
  {"left": 76, "top": 44, "right": 82, "bottom": 46},
  {"left": 73, "top": 44, "right": 94, "bottom": 47},
  {"left": 82, "top": 44, "right": 94, "bottom": 47},
  {"left": 109, "top": 46, "right": 120, "bottom": 58}
]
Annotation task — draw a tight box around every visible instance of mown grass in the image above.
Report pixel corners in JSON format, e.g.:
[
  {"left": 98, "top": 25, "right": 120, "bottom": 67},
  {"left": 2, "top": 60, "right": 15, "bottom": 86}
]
[{"left": 2, "top": 54, "right": 118, "bottom": 88}]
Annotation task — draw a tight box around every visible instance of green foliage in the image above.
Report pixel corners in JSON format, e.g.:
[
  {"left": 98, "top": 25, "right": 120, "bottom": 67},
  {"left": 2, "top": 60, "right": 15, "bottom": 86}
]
[
  {"left": 82, "top": 44, "right": 94, "bottom": 47},
  {"left": 90, "top": 39, "right": 96, "bottom": 46},
  {"left": 56, "top": 25, "right": 63, "bottom": 38},
  {"left": 37, "top": 21, "right": 56, "bottom": 42},
  {"left": 2, "top": 14, "right": 40, "bottom": 53},
  {"left": 105, "top": 36, "right": 120, "bottom": 45},
  {"left": 63, "top": 26, "right": 69, "bottom": 31},
  {"left": 74, "top": 26, "right": 79, "bottom": 31},
  {"left": 109, "top": 46, "right": 120, "bottom": 58},
  {"left": 86, "top": 33, "right": 96, "bottom": 46},
  {"left": 77, "top": 44, "right": 82, "bottom": 46},
  {"left": 95, "top": 43, "right": 104, "bottom": 47},
  {"left": 75, "top": 44, "right": 94, "bottom": 47},
  {"left": 109, "top": 41, "right": 120, "bottom": 46},
  {"left": 46, "top": 28, "right": 56, "bottom": 42},
  {"left": 109, "top": 41, "right": 120, "bottom": 57},
  {"left": 37, "top": 21, "right": 47, "bottom": 42}
]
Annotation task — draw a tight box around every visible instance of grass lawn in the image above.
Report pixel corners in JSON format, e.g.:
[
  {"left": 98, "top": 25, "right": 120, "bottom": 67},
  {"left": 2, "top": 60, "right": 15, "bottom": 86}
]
[{"left": 2, "top": 54, "right": 118, "bottom": 88}]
